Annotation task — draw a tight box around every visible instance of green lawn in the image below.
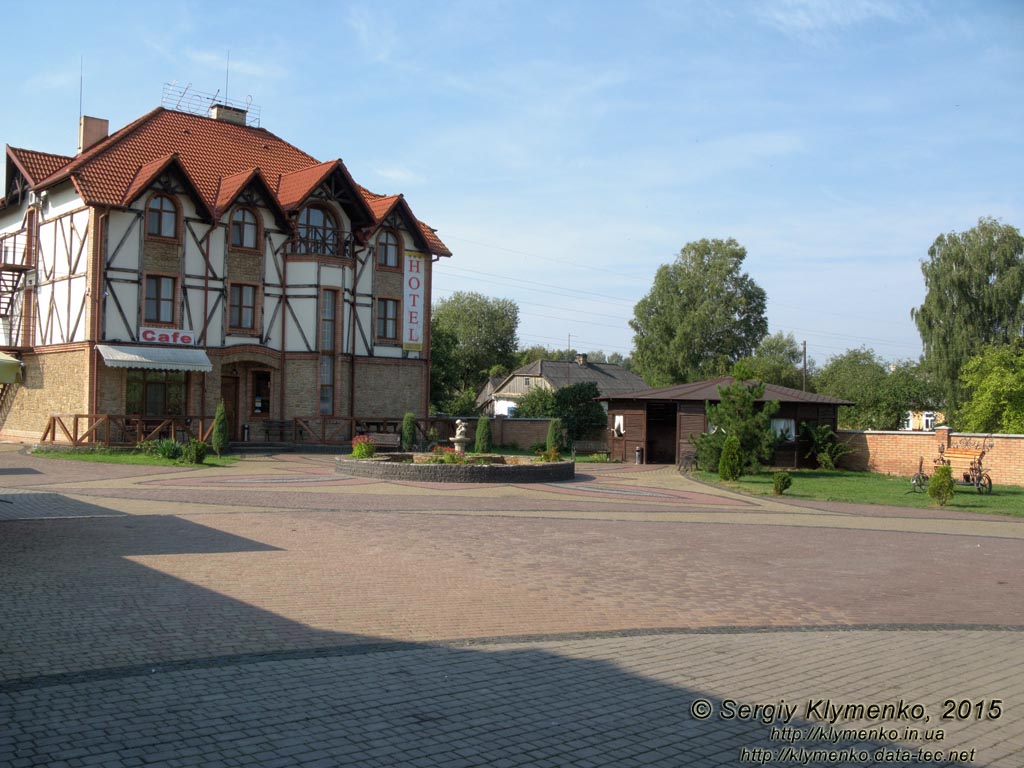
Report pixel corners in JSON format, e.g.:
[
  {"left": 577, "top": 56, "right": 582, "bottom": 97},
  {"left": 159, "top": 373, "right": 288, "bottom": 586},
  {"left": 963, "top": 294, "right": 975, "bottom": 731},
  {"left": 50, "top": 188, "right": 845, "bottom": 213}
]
[
  {"left": 32, "top": 448, "right": 238, "bottom": 468},
  {"left": 695, "top": 469, "right": 1024, "bottom": 517}
]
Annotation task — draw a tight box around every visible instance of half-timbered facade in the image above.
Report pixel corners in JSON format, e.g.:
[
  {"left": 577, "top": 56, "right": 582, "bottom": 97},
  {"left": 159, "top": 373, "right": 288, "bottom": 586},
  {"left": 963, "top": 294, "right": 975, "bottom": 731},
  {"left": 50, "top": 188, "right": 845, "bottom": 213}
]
[{"left": 0, "top": 106, "right": 450, "bottom": 443}]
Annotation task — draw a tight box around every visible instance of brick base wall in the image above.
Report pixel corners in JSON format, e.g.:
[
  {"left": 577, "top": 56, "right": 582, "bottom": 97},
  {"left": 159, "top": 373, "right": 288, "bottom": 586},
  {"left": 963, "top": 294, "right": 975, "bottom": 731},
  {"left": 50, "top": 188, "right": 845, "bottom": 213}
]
[
  {"left": 353, "top": 358, "right": 426, "bottom": 418},
  {"left": 838, "top": 429, "right": 1024, "bottom": 486},
  {"left": 0, "top": 347, "right": 90, "bottom": 440}
]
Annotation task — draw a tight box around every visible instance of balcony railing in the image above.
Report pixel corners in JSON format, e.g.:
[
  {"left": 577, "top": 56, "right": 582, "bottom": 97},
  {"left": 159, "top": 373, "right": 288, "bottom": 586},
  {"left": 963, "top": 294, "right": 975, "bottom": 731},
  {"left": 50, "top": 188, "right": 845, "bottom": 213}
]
[{"left": 289, "top": 230, "right": 353, "bottom": 259}]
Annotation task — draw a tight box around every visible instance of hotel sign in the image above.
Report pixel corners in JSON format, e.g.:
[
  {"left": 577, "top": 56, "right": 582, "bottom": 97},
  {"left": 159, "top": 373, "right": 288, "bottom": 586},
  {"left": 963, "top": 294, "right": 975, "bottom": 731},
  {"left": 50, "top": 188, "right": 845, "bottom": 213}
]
[
  {"left": 403, "top": 253, "right": 425, "bottom": 351},
  {"left": 140, "top": 327, "right": 196, "bottom": 345}
]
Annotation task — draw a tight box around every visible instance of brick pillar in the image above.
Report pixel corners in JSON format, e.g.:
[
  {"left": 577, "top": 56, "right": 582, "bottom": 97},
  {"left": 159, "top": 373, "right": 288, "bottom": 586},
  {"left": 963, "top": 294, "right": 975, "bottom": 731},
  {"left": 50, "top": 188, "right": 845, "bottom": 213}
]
[
  {"left": 936, "top": 425, "right": 952, "bottom": 451},
  {"left": 494, "top": 414, "right": 505, "bottom": 446}
]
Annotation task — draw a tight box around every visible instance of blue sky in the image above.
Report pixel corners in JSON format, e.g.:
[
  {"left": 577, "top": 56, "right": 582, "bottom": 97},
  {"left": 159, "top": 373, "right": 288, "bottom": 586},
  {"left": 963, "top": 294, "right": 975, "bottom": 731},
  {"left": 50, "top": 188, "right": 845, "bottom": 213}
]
[{"left": 3, "top": 0, "right": 1022, "bottom": 367}]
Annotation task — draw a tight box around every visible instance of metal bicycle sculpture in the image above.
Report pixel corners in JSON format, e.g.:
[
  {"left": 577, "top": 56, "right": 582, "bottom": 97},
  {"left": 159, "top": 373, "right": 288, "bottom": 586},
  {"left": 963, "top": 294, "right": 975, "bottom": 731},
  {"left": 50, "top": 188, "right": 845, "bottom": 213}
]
[{"left": 911, "top": 437, "right": 994, "bottom": 495}]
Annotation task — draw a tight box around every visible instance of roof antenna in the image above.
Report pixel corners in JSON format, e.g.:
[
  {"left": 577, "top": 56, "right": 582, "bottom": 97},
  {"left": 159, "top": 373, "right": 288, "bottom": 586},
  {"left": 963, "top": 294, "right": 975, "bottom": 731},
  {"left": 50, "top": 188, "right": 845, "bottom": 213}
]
[
  {"left": 78, "top": 55, "right": 84, "bottom": 123},
  {"left": 225, "top": 50, "right": 230, "bottom": 104}
]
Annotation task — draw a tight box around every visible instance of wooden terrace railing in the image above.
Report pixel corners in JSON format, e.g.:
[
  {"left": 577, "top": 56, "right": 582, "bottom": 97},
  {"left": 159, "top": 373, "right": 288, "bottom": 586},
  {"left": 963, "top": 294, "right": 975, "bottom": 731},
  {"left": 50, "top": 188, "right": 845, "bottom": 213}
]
[{"left": 40, "top": 415, "right": 214, "bottom": 447}]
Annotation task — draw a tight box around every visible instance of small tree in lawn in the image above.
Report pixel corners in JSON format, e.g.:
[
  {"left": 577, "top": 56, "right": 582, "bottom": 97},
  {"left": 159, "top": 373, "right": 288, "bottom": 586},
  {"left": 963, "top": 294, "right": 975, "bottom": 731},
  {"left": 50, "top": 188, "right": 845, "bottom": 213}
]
[
  {"left": 211, "top": 399, "right": 229, "bottom": 458},
  {"left": 401, "top": 412, "right": 418, "bottom": 451},
  {"left": 696, "top": 373, "right": 779, "bottom": 474},
  {"left": 475, "top": 416, "right": 493, "bottom": 453},
  {"left": 546, "top": 418, "right": 563, "bottom": 451}
]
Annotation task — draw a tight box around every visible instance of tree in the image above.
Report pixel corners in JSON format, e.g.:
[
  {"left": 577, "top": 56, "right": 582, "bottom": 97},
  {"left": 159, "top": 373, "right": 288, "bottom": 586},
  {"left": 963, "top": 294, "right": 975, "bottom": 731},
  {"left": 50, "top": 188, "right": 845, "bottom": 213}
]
[
  {"left": 401, "top": 412, "right": 418, "bottom": 451},
  {"left": 474, "top": 416, "right": 493, "bottom": 453},
  {"left": 815, "top": 348, "right": 938, "bottom": 430},
  {"left": 912, "top": 217, "right": 1024, "bottom": 415},
  {"left": 958, "top": 339, "right": 1024, "bottom": 434},
  {"left": 739, "top": 332, "right": 807, "bottom": 390},
  {"left": 431, "top": 291, "right": 519, "bottom": 397},
  {"left": 695, "top": 377, "right": 778, "bottom": 472},
  {"left": 428, "top": 325, "right": 461, "bottom": 410},
  {"left": 515, "top": 386, "right": 556, "bottom": 418},
  {"left": 211, "top": 399, "right": 228, "bottom": 458},
  {"left": 553, "top": 382, "right": 607, "bottom": 441},
  {"left": 630, "top": 238, "right": 767, "bottom": 386}
]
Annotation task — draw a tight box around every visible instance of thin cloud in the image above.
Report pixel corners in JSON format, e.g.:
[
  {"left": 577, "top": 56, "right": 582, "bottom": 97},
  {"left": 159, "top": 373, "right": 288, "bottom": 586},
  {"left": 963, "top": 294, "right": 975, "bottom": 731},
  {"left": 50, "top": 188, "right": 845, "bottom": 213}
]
[
  {"left": 184, "top": 49, "right": 287, "bottom": 79},
  {"left": 374, "top": 166, "right": 426, "bottom": 185},
  {"left": 346, "top": 5, "right": 399, "bottom": 64},
  {"left": 756, "top": 0, "right": 921, "bottom": 40}
]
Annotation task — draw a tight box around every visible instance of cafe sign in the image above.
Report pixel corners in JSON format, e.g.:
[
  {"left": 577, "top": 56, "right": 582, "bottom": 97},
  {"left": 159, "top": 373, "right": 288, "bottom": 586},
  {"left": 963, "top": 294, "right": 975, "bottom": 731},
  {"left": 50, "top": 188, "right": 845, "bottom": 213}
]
[{"left": 140, "top": 327, "right": 196, "bottom": 345}]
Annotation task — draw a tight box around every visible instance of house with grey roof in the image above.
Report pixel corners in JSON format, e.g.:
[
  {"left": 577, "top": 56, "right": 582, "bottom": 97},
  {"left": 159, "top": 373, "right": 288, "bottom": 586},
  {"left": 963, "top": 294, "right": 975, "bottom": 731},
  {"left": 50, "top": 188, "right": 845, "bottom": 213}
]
[{"left": 479, "top": 354, "right": 648, "bottom": 416}]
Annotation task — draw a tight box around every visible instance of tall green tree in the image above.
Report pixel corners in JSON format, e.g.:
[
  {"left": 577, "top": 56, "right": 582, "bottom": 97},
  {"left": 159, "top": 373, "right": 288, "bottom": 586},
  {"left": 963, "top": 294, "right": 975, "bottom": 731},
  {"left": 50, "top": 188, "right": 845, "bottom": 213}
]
[
  {"left": 430, "top": 292, "right": 519, "bottom": 405},
  {"left": 739, "top": 332, "right": 807, "bottom": 390},
  {"left": 815, "top": 348, "right": 938, "bottom": 430},
  {"left": 912, "top": 217, "right": 1024, "bottom": 415},
  {"left": 958, "top": 339, "right": 1024, "bottom": 434},
  {"left": 630, "top": 238, "right": 768, "bottom": 386}
]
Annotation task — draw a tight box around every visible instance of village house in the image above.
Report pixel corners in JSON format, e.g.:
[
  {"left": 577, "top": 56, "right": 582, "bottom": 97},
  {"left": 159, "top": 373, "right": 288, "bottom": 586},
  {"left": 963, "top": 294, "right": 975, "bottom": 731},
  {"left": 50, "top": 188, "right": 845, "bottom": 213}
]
[
  {"left": 0, "top": 101, "right": 450, "bottom": 444},
  {"left": 478, "top": 354, "right": 648, "bottom": 416}
]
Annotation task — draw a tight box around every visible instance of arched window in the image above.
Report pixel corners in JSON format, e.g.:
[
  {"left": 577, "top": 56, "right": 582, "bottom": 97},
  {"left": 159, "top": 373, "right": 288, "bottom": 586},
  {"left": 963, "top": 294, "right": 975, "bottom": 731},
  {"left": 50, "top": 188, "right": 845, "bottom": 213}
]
[
  {"left": 230, "top": 207, "right": 259, "bottom": 250},
  {"left": 377, "top": 230, "right": 401, "bottom": 269},
  {"left": 146, "top": 194, "right": 178, "bottom": 239},
  {"left": 295, "top": 205, "right": 339, "bottom": 255}
]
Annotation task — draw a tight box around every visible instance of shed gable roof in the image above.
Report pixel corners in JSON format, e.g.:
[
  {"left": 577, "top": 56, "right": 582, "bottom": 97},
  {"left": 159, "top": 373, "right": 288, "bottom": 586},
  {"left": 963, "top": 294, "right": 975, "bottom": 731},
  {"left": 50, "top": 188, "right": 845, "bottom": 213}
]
[{"left": 599, "top": 377, "right": 853, "bottom": 405}]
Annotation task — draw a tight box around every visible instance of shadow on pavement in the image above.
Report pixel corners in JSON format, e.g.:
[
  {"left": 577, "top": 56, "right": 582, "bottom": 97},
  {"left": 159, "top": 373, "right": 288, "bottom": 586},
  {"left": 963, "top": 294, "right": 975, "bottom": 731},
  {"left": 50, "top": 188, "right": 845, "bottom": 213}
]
[{"left": 0, "top": 505, "right": 980, "bottom": 767}]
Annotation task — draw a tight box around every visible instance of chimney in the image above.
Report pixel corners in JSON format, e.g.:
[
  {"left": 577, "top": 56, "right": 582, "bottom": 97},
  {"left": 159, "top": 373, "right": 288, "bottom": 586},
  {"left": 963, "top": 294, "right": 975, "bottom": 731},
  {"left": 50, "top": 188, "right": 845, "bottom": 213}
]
[
  {"left": 575, "top": 353, "right": 588, "bottom": 367},
  {"left": 78, "top": 116, "right": 109, "bottom": 154},
  {"left": 209, "top": 103, "right": 247, "bottom": 125}
]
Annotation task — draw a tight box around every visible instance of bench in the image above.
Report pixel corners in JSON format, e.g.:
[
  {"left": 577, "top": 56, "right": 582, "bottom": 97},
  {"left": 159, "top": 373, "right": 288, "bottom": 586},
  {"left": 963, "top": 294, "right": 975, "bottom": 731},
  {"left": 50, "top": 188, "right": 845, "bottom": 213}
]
[
  {"left": 364, "top": 432, "right": 402, "bottom": 451},
  {"left": 572, "top": 439, "right": 609, "bottom": 457},
  {"left": 258, "top": 420, "right": 294, "bottom": 442},
  {"left": 938, "top": 447, "right": 992, "bottom": 493}
]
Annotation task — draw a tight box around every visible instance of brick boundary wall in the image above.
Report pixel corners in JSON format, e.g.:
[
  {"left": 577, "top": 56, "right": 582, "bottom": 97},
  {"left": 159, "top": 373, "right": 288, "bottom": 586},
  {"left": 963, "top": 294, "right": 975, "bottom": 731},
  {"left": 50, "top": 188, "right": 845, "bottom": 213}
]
[
  {"left": 439, "top": 417, "right": 555, "bottom": 450},
  {"left": 837, "top": 427, "right": 1024, "bottom": 487},
  {"left": 335, "top": 457, "right": 575, "bottom": 483}
]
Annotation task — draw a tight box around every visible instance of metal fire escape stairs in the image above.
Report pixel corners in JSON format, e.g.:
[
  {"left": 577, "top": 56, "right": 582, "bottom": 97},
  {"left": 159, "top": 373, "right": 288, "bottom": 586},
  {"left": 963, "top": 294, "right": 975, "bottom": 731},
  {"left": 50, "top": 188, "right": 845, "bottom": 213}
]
[{"left": 0, "top": 230, "right": 31, "bottom": 404}]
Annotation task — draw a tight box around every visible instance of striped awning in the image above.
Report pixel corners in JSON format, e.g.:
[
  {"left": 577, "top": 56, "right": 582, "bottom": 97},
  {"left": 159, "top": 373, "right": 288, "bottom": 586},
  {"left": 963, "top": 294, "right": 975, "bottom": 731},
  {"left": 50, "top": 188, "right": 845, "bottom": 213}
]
[
  {"left": 96, "top": 345, "right": 212, "bottom": 372},
  {"left": 0, "top": 351, "right": 22, "bottom": 384}
]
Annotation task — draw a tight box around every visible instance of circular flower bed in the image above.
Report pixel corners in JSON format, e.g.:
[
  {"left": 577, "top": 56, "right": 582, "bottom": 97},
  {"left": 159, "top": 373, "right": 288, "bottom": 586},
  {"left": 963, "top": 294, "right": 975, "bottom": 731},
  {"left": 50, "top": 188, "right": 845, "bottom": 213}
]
[{"left": 335, "top": 452, "right": 574, "bottom": 483}]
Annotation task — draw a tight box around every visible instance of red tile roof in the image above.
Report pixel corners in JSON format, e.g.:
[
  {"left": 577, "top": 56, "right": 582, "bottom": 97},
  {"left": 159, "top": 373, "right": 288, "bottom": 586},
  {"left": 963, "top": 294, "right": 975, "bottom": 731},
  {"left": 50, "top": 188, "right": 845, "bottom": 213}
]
[
  {"left": 15, "top": 107, "right": 450, "bottom": 256},
  {"left": 7, "top": 147, "right": 73, "bottom": 185}
]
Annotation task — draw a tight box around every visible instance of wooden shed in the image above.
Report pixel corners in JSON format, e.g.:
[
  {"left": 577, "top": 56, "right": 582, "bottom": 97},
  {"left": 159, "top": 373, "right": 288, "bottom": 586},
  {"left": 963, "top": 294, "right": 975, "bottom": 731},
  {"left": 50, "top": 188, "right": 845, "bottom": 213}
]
[{"left": 601, "top": 377, "right": 852, "bottom": 466}]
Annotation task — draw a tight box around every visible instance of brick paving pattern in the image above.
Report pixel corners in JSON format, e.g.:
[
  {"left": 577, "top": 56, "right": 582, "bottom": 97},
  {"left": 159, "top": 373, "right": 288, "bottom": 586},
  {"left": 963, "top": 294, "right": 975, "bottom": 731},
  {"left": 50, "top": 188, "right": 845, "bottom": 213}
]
[{"left": 1, "top": 444, "right": 1022, "bottom": 766}]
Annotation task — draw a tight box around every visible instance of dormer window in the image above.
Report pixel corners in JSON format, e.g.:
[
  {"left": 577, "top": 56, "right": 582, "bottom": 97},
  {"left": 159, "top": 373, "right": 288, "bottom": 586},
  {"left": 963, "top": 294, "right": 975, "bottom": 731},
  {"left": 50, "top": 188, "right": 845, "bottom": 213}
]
[
  {"left": 230, "top": 207, "right": 259, "bottom": 250},
  {"left": 377, "top": 230, "right": 401, "bottom": 269},
  {"left": 295, "top": 205, "right": 340, "bottom": 256},
  {"left": 146, "top": 194, "right": 178, "bottom": 239}
]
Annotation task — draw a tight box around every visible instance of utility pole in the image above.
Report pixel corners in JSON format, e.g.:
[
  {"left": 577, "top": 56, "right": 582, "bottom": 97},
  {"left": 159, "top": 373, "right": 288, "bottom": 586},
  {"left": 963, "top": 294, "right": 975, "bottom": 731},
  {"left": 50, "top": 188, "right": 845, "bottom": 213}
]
[{"left": 802, "top": 341, "right": 807, "bottom": 391}]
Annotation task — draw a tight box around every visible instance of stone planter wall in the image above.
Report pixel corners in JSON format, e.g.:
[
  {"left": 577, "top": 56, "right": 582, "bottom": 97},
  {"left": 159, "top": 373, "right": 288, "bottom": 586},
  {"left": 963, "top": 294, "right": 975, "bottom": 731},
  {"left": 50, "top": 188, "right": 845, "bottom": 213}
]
[{"left": 336, "top": 457, "right": 574, "bottom": 483}]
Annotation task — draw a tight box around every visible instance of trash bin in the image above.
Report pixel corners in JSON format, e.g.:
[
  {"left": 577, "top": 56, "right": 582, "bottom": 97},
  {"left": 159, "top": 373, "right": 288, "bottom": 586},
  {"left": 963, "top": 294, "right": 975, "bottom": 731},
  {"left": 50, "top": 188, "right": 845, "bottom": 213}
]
[{"left": 634, "top": 445, "right": 643, "bottom": 465}]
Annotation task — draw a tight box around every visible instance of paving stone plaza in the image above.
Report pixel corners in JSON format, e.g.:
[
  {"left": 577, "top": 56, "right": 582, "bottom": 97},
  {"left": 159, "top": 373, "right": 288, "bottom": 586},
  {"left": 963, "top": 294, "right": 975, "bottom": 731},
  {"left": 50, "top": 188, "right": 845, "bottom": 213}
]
[{"left": 1, "top": 444, "right": 1022, "bottom": 767}]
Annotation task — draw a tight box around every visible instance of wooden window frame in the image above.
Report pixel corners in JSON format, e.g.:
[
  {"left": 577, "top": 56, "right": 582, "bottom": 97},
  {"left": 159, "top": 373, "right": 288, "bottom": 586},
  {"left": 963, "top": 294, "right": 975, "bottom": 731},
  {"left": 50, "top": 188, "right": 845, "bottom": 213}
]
[
  {"left": 228, "top": 282, "right": 260, "bottom": 335},
  {"left": 125, "top": 369, "right": 187, "bottom": 417},
  {"left": 229, "top": 206, "right": 262, "bottom": 252},
  {"left": 376, "top": 229, "right": 402, "bottom": 271},
  {"left": 293, "top": 204, "right": 343, "bottom": 257},
  {"left": 145, "top": 193, "right": 181, "bottom": 242},
  {"left": 143, "top": 272, "right": 178, "bottom": 327},
  {"left": 375, "top": 297, "right": 400, "bottom": 344},
  {"left": 319, "top": 289, "right": 339, "bottom": 416}
]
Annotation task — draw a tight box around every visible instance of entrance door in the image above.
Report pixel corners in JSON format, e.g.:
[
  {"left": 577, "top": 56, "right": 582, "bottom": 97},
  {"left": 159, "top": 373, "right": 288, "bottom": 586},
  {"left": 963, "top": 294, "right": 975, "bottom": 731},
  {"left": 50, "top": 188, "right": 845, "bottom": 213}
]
[{"left": 221, "top": 376, "right": 239, "bottom": 441}]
